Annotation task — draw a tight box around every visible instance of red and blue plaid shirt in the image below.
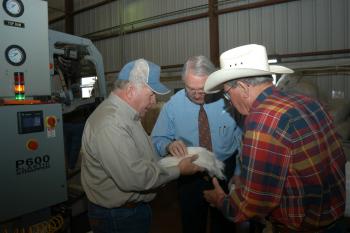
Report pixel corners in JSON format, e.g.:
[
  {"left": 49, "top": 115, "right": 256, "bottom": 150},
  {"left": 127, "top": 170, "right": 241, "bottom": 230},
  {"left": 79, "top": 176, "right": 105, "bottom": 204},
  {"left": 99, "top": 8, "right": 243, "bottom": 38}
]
[{"left": 221, "top": 86, "right": 346, "bottom": 230}]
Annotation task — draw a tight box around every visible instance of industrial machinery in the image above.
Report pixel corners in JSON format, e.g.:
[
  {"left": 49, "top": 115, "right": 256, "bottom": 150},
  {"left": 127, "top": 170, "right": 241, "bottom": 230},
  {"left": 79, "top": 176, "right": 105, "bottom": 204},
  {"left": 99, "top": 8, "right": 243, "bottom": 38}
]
[
  {"left": 49, "top": 29, "right": 107, "bottom": 114},
  {"left": 0, "top": 0, "right": 67, "bottom": 223},
  {"left": 0, "top": 0, "right": 106, "bottom": 225}
]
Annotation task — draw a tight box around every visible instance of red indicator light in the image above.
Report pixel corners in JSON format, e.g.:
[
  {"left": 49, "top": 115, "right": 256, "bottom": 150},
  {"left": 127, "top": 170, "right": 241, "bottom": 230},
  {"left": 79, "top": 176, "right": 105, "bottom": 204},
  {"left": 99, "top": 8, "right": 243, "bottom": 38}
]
[{"left": 27, "top": 140, "right": 39, "bottom": 151}]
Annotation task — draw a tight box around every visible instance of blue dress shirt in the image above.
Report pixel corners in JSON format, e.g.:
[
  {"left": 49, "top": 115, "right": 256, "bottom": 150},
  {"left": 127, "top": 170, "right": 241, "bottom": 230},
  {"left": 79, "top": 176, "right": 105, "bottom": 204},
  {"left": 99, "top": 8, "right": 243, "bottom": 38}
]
[{"left": 151, "top": 89, "right": 242, "bottom": 161}]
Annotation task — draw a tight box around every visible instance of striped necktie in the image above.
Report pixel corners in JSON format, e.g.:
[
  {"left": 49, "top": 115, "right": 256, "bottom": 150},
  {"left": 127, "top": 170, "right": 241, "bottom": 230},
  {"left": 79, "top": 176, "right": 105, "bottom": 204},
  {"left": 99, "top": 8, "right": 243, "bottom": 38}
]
[{"left": 198, "top": 105, "right": 212, "bottom": 151}]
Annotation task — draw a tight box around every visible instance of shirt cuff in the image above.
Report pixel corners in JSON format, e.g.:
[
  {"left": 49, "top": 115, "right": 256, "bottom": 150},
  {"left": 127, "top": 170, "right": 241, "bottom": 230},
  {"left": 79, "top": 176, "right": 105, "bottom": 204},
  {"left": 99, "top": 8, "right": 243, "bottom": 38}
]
[{"left": 166, "top": 166, "right": 180, "bottom": 179}]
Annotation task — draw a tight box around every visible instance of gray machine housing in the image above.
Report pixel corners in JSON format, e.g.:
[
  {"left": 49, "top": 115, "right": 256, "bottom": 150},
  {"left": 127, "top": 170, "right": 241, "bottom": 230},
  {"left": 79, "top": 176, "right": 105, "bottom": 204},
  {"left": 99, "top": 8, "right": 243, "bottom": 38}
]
[
  {"left": 0, "top": 0, "right": 68, "bottom": 222},
  {"left": 0, "top": 104, "right": 67, "bottom": 221},
  {"left": 0, "top": 0, "right": 51, "bottom": 97}
]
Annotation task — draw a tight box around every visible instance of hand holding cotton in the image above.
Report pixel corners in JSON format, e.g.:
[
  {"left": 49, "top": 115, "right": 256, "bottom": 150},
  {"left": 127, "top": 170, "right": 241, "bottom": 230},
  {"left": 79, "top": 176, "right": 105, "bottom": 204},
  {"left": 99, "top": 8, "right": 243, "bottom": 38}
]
[{"left": 158, "top": 147, "right": 225, "bottom": 180}]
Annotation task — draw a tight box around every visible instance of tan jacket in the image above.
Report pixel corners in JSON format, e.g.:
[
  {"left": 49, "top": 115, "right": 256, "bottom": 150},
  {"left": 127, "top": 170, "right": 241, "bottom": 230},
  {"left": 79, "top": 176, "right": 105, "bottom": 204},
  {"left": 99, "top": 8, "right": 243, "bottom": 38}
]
[{"left": 81, "top": 93, "right": 179, "bottom": 208}]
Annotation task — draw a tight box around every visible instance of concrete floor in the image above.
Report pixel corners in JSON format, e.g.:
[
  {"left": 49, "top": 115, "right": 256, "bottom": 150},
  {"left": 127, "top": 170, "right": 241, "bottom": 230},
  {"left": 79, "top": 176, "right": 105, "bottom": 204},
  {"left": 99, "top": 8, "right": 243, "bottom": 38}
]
[
  {"left": 149, "top": 180, "right": 252, "bottom": 233},
  {"left": 149, "top": 181, "right": 182, "bottom": 233}
]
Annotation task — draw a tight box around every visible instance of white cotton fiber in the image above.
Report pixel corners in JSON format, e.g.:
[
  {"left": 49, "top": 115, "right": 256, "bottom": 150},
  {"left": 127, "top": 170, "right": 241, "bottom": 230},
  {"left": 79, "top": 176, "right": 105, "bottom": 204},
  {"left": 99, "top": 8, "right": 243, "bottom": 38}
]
[{"left": 158, "top": 147, "right": 226, "bottom": 180}]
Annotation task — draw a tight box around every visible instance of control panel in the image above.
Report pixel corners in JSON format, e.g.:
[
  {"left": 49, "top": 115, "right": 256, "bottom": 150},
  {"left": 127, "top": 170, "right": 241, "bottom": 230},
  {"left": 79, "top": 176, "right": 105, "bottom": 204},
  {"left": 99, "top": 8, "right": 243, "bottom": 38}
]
[{"left": 0, "top": 104, "right": 67, "bottom": 221}]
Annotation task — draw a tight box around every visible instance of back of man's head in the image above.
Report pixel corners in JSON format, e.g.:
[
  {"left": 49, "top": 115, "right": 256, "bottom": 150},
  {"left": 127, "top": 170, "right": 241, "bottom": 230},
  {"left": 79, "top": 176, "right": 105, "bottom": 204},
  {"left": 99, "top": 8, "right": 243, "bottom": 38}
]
[{"left": 114, "top": 58, "right": 169, "bottom": 95}]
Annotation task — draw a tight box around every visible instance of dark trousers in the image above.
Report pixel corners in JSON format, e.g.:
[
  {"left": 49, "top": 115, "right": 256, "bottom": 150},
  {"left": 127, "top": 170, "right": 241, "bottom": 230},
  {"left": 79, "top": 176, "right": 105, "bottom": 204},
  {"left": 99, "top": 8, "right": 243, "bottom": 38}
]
[
  {"left": 178, "top": 152, "right": 237, "bottom": 233},
  {"left": 88, "top": 201, "right": 152, "bottom": 233},
  {"left": 270, "top": 217, "right": 346, "bottom": 233}
]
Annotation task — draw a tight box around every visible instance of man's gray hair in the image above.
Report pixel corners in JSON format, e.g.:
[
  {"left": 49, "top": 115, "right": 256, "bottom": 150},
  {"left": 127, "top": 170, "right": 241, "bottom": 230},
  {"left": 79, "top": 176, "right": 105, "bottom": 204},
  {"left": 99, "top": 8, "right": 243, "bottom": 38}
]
[
  {"left": 113, "top": 79, "right": 129, "bottom": 91},
  {"left": 226, "top": 75, "right": 273, "bottom": 87},
  {"left": 113, "top": 59, "right": 149, "bottom": 91},
  {"left": 182, "top": 55, "right": 216, "bottom": 80}
]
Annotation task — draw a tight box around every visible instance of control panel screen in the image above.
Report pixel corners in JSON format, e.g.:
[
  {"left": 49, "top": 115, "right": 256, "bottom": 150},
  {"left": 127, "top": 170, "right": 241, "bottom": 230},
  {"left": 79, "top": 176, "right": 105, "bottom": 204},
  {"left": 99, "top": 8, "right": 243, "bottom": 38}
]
[{"left": 17, "top": 111, "right": 44, "bottom": 134}]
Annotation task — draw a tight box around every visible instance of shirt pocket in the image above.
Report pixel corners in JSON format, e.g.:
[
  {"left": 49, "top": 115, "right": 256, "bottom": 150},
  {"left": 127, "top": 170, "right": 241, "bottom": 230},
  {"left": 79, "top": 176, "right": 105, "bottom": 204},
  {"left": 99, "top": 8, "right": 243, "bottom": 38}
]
[{"left": 217, "top": 125, "right": 236, "bottom": 146}]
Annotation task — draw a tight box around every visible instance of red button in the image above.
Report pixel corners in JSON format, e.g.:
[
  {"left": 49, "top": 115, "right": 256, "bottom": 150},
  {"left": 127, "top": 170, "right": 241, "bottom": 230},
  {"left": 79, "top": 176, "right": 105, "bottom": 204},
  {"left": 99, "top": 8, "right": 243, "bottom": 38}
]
[
  {"left": 27, "top": 140, "right": 39, "bottom": 151},
  {"left": 47, "top": 117, "right": 56, "bottom": 127}
]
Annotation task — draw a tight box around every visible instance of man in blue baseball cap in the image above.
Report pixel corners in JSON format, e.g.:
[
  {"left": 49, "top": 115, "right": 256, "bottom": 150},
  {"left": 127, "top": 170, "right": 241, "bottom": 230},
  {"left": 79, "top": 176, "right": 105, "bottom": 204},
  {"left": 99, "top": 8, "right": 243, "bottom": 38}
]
[{"left": 81, "top": 58, "right": 203, "bottom": 233}]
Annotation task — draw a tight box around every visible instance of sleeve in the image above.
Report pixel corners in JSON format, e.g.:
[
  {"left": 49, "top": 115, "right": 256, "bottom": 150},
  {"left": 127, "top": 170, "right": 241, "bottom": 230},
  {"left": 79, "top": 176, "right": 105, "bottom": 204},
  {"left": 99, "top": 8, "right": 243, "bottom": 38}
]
[
  {"left": 151, "top": 103, "right": 176, "bottom": 157},
  {"left": 95, "top": 124, "right": 180, "bottom": 192},
  {"left": 220, "top": 115, "right": 292, "bottom": 222}
]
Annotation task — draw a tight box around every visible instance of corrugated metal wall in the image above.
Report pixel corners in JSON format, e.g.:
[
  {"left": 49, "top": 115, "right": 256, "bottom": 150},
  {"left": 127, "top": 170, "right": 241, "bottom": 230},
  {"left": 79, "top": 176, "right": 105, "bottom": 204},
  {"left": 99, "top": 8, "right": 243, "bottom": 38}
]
[
  {"left": 94, "top": 19, "right": 210, "bottom": 72},
  {"left": 74, "top": 1, "right": 121, "bottom": 36},
  {"left": 219, "top": 0, "right": 349, "bottom": 53},
  {"left": 49, "top": 0, "right": 350, "bottom": 99},
  {"left": 217, "top": 0, "right": 350, "bottom": 101}
]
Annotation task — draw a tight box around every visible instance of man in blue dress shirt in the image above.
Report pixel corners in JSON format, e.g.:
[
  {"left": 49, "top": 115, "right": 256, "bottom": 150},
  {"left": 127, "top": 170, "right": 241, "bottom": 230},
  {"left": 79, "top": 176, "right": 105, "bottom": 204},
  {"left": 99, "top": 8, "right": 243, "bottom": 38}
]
[{"left": 151, "top": 55, "right": 242, "bottom": 233}]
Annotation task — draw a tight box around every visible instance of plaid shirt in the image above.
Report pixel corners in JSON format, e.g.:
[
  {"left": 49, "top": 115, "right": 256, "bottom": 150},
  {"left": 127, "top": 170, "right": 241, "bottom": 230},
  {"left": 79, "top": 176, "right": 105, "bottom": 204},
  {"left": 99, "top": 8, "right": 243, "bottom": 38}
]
[{"left": 221, "top": 86, "right": 346, "bottom": 230}]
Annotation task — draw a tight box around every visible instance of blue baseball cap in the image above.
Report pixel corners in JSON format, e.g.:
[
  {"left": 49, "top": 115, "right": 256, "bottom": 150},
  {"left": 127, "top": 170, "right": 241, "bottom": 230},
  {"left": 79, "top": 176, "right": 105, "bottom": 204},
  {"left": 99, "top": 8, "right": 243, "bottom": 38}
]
[{"left": 117, "top": 59, "right": 170, "bottom": 95}]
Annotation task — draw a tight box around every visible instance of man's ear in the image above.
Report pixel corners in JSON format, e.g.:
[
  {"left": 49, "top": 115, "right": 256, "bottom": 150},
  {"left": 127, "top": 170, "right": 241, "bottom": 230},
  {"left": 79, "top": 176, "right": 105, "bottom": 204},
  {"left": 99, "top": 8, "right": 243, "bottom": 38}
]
[
  {"left": 238, "top": 81, "right": 249, "bottom": 98},
  {"left": 126, "top": 84, "right": 135, "bottom": 100}
]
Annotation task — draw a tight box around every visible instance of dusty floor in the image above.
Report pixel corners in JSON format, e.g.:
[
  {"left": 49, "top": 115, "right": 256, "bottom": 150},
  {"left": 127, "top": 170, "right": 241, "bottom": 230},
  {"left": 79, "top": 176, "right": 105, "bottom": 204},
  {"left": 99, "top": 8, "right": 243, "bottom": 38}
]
[{"left": 149, "top": 180, "right": 252, "bottom": 233}]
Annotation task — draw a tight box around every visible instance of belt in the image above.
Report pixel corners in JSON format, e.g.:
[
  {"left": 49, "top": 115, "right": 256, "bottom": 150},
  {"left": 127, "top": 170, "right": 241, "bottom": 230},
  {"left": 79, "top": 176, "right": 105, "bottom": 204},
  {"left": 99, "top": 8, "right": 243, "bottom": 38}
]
[
  {"left": 119, "top": 202, "right": 141, "bottom": 209},
  {"left": 88, "top": 200, "right": 142, "bottom": 210}
]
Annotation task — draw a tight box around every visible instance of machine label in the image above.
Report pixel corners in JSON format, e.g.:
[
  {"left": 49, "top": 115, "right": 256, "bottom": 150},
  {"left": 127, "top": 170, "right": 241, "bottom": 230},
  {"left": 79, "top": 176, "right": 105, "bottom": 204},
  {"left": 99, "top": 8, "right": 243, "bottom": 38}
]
[
  {"left": 15, "top": 155, "right": 50, "bottom": 175},
  {"left": 4, "top": 20, "right": 25, "bottom": 28},
  {"left": 47, "top": 128, "right": 56, "bottom": 138}
]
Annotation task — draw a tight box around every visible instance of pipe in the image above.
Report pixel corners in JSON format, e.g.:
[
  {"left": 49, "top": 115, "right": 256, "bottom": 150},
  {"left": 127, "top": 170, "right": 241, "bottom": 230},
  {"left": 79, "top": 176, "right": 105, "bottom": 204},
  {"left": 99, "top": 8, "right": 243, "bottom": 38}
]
[
  {"left": 104, "top": 49, "right": 350, "bottom": 75},
  {"left": 270, "top": 49, "right": 350, "bottom": 59},
  {"left": 217, "top": 0, "right": 299, "bottom": 14}
]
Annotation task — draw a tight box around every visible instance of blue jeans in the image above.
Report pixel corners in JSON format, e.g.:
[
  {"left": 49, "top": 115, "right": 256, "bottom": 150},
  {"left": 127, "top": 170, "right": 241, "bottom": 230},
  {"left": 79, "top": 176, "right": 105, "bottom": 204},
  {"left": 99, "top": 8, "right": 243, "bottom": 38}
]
[{"left": 88, "top": 201, "right": 152, "bottom": 233}]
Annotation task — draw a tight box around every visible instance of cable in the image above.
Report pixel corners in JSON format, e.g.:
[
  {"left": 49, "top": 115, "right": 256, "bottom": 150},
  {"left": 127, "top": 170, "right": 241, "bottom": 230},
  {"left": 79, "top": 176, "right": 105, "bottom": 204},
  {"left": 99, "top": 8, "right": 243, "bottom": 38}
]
[{"left": 1, "top": 214, "right": 65, "bottom": 233}]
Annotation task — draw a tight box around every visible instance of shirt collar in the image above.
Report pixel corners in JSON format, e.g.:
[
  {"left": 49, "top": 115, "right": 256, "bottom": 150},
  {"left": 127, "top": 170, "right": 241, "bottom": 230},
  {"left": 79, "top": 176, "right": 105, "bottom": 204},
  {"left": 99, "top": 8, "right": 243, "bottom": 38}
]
[
  {"left": 108, "top": 93, "right": 140, "bottom": 121},
  {"left": 251, "top": 85, "right": 275, "bottom": 110}
]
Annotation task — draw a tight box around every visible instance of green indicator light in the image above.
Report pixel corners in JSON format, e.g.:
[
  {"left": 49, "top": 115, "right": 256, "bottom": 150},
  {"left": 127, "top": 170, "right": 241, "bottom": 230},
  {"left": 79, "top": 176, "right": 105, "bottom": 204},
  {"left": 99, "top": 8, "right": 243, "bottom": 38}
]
[{"left": 15, "top": 94, "right": 25, "bottom": 100}]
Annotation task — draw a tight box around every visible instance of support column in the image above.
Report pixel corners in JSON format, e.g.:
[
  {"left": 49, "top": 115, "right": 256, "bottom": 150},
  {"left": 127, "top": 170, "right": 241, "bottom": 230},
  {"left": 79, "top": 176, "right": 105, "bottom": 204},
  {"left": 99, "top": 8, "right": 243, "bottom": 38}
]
[
  {"left": 208, "top": 0, "right": 219, "bottom": 67},
  {"left": 65, "top": 0, "right": 74, "bottom": 34}
]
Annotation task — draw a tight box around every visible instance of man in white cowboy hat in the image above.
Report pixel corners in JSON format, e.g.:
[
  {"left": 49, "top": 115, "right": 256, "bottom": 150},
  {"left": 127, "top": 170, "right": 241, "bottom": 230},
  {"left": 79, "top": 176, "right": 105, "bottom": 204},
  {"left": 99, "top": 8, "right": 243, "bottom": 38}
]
[
  {"left": 81, "top": 58, "right": 203, "bottom": 233},
  {"left": 203, "top": 44, "right": 346, "bottom": 232}
]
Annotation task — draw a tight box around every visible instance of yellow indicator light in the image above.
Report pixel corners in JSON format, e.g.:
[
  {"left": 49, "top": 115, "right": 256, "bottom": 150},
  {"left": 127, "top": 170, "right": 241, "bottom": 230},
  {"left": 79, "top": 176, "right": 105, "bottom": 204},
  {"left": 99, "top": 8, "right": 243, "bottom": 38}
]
[{"left": 14, "top": 84, "right": 25, "bottom": 93}]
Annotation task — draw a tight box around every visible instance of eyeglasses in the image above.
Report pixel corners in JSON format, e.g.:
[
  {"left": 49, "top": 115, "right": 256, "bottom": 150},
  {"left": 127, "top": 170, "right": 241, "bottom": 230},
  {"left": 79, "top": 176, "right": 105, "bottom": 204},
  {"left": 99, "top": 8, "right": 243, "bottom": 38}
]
[
  {"left": 223, "top": 86, "right": 233, "bottom": 101},
  {"left": 185, "top": 86, "right": 205, "bottom": 95}
]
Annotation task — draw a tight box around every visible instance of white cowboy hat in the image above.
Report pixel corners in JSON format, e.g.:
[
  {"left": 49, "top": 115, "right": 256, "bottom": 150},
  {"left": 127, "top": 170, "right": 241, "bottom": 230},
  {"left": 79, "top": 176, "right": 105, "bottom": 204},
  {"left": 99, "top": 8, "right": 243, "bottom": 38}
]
[{"left": 204, "top": 44, "right": 294, "bottom": 93}]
